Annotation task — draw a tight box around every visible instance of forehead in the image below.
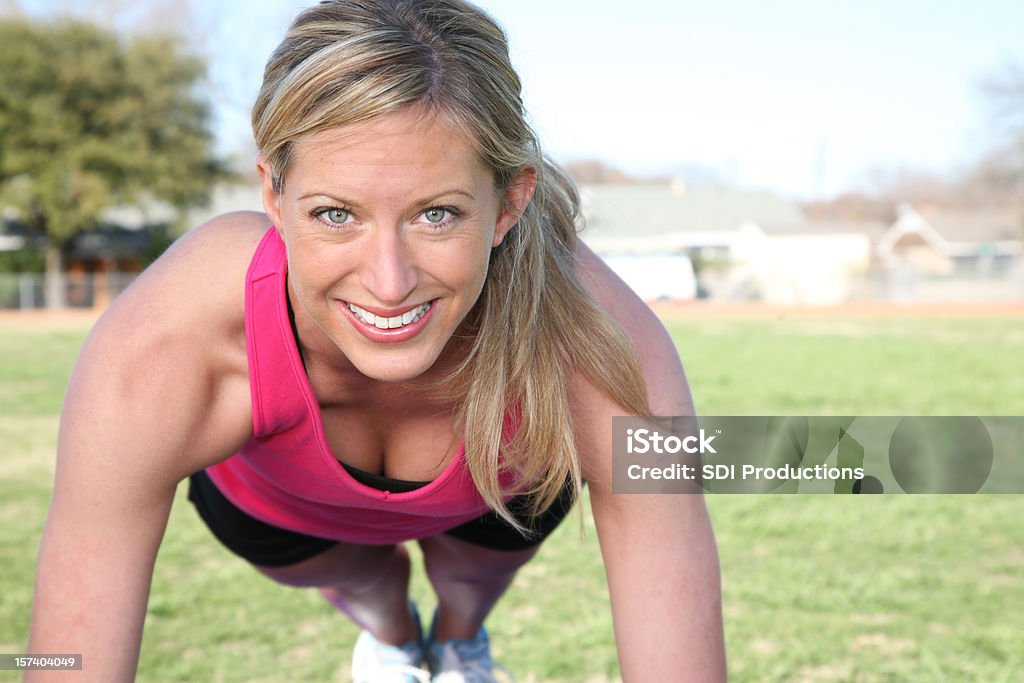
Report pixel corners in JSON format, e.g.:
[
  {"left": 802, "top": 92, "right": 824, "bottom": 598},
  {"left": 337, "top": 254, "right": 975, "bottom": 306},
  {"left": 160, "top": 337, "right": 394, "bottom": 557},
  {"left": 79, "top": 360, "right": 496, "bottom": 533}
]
[{"left": 286, "top": 109, "right": 493, "bottom": 193}]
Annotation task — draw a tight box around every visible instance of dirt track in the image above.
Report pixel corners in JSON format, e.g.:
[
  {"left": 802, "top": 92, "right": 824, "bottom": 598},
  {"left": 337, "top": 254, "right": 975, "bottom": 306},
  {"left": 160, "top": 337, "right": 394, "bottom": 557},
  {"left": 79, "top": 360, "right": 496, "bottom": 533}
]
[
  {"left": 0, "top": 309, "right": 101, "bottom": 330},
  {"left": 650, "top": 300, "right": 1024, "bottom": 318}
]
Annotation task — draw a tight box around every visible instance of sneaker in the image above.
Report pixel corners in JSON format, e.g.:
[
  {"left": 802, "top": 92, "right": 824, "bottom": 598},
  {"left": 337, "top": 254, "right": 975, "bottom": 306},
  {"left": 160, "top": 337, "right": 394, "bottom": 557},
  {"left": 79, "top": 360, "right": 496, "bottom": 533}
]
[
  {"left": 427, "top": 622, "right": 514, "bottom": 683},
  {"left": 351, "top": 603, "right": 431, "bottom": 683}
]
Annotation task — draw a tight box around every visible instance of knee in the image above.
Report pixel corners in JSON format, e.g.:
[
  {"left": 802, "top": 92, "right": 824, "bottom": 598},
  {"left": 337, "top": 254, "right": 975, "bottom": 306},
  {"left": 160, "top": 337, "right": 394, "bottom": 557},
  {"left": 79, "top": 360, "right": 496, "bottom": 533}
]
[{"left": 420, "top": 535, "right": 538, "bottom": 585}]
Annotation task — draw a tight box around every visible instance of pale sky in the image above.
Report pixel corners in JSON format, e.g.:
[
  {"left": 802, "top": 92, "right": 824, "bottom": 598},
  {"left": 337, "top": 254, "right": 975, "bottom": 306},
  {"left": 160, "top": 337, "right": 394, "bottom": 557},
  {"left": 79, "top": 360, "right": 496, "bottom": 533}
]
[{"left": 19, "top": 0, "right": 1024, "bottom": 200}]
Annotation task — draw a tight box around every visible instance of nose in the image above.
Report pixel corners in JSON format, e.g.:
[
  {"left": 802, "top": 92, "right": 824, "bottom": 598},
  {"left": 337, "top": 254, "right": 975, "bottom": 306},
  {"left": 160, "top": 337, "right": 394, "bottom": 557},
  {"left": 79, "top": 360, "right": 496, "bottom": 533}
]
[{"left": 359, "top": 226, "right": 419, "bottom": 305}]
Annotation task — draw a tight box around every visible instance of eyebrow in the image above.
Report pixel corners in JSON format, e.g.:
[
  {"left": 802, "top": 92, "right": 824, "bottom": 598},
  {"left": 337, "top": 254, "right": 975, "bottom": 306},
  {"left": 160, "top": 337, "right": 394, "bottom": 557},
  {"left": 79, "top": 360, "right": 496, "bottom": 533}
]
[{"left": 297, "top": 189, "right": 477, "bottom": 205}]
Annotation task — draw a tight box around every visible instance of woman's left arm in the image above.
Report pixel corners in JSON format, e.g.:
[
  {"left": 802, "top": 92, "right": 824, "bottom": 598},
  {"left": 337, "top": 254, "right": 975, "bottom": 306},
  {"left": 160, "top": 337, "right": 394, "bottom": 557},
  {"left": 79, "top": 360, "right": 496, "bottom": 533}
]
[{"left": 574, "top": 245, "right": 727, "bottom": 681}]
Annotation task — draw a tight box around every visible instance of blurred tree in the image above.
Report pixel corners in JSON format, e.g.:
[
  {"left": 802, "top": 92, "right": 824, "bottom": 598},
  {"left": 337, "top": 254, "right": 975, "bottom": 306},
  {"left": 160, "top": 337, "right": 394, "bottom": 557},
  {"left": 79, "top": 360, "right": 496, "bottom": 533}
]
[
  {"left": 804, "top": 63, "right": 1024, "bottom": 223},
  {"left": 0, "top": 18, "right": 230, "bottom": 307},
  {"left": 1, "top": 0, "right": 208, "bottom": 51},
  {"left": 564, "top": 159, "right": 638, "bottom": 185},
  {"left": 969, "top": 64, "right": 1024, "bottom": 212},
  {"left": 801, "top": 190, "right": 895, "bottom": 224},
  {"left": 563, "top": 158, "right": 679, "bottom": 186}
]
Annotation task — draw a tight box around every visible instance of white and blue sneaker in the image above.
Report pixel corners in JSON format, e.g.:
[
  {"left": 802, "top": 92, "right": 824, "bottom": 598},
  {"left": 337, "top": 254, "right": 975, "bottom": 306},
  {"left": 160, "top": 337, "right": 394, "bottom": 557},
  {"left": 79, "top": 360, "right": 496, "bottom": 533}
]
[
  {"left": 427, "top": 622, "right": 514, "bottom": 683},
  {"left": 351, "top": 603, "right": 431, "bottom": 683}
]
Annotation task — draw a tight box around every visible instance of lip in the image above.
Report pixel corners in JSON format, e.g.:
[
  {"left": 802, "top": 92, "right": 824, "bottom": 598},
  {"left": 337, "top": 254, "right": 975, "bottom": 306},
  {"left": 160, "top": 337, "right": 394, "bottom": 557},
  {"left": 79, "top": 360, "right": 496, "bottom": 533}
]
[{"left": 337, "top": 298, "right": 437, "bottom": 344}]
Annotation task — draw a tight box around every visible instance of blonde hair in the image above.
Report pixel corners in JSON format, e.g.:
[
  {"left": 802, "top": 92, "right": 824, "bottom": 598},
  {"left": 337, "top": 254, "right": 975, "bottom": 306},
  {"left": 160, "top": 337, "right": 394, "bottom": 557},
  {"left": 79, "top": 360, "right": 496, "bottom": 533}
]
[{"left": 253, "top": 0, "right": 650, "bottom": 530}]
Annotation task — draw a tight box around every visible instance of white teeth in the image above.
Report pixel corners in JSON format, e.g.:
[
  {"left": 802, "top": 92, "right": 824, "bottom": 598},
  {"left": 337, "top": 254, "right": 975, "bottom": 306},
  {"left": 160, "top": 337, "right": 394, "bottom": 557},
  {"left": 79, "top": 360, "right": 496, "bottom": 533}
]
[{"left": 347, "top": 302, "right": 431, "bottom": 330}]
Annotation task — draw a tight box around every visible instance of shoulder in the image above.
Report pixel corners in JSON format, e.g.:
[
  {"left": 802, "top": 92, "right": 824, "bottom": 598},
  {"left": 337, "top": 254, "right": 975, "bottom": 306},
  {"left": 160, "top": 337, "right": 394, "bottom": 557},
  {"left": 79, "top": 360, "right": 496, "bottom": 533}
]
[
  {"left": 68, "top": 211, "right": 273, "bottom": 476},
  {"left": 95, "top": 211, "right": 270, "bottom": 349},
  {"left": 568, "top": 242, "right": 694, "bottom": 486},
  {"left": 133, "top": 210, "right": 271, "bottom": 309},
  {"left": 573, "top": 241, "right": 693, "bottom": 417}
]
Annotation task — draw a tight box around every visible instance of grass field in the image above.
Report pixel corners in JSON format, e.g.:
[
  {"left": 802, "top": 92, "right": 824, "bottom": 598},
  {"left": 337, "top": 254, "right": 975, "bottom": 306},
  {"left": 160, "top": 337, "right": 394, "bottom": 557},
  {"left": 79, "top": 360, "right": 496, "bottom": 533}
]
[{"left": 1, "top": 311, "right": 1022, "bottom": 682}]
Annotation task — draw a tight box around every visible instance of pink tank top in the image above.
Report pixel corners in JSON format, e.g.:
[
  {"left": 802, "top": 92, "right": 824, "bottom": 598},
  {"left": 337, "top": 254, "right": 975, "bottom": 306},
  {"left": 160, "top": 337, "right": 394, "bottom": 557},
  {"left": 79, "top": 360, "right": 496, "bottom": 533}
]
[{"left": 205, "top": 228, "right": 511, "bottom": 544}]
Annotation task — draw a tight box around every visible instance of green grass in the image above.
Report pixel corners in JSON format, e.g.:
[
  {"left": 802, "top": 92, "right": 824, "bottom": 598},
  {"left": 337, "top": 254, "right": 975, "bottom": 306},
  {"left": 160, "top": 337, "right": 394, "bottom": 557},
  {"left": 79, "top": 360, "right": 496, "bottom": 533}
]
[
  {"left": 1, "top": 314, "right": 1022, "bottom": 682},
  {"left": 666, "top": 315, "right": 1024, "bottom": 415}
]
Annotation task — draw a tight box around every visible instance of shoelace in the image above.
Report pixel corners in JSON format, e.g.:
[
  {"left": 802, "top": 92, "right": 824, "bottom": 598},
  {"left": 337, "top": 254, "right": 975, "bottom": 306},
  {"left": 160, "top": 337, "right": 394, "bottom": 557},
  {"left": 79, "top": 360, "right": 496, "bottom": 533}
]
[
  {"left": 360, "top": 659, "right": 431, "bottom": 683},
  {"left": 398, "top": 664, "right": 433, "bottom": 683},
  {"left": 432, "top": 644, "right": 515, "bottom": 683},
  {"left": 354, "top": 632, "right": 431, "bottom": 683},
  {"left": 433, "top": 664, "right": 515, "bottom": 683}
]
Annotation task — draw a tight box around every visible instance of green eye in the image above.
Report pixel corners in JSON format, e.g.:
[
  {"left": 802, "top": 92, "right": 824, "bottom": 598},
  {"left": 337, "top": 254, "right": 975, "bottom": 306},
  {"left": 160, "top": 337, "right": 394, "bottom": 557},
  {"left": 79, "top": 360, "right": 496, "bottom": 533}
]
[
  {"left": 324, "top": 208, "right": 350, "bottom": 224},
  {"left": 423, "top": 208, "right": 448, "bottom": 223}
]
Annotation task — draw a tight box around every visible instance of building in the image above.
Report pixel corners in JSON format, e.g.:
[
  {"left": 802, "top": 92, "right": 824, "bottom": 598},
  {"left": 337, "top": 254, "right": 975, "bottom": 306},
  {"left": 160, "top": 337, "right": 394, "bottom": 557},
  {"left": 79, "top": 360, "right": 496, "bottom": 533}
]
[
  {"left": 579, "top": 183, "right": 878, "bottom": 304},
  {"left": 874, "top": 204, "right": 1023, "bottom": 301}
]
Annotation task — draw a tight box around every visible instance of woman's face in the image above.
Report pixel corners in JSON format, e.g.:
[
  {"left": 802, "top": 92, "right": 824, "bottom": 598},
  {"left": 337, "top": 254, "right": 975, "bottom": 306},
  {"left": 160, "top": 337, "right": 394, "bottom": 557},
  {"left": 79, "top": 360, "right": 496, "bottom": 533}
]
[{"left": 259, "top": 108, "right": 533, "bottom": 383}]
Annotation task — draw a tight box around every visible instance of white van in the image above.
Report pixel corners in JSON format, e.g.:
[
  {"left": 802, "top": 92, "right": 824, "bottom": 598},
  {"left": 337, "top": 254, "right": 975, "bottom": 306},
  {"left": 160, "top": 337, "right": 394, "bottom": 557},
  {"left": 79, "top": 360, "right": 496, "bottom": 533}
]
[{"left": 600, "top": 253, "right": 698, "bottom": 302}]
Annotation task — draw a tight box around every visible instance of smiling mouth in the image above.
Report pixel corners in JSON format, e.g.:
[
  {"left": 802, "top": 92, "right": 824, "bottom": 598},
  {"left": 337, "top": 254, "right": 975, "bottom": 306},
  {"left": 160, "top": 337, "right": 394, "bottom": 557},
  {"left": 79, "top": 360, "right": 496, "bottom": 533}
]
[{"left": 346, "top": 301, "right": 433, "bottom": 330}]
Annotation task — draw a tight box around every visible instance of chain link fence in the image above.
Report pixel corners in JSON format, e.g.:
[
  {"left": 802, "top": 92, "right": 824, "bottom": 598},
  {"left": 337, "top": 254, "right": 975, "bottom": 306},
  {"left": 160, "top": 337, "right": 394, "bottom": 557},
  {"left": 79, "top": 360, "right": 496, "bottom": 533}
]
[
  {"left": 851, "top": 266, "right": 1024, "bottom": 303},
  {"left": 1, "top": 268, "right": 1021, "bottom": 311}
]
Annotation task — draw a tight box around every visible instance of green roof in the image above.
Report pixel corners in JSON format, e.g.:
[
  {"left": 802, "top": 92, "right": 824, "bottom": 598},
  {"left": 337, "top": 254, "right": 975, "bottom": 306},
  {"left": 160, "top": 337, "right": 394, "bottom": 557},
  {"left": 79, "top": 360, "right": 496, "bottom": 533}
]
[{"left": 578, "top": 184, "right": 806, "bottom": 239}]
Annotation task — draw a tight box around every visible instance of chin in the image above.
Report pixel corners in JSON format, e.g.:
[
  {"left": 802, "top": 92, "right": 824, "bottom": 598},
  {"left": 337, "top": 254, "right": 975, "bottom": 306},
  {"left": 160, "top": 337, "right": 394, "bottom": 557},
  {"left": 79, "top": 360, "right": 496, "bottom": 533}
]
[
  {"left": 359, "top": 366, "right": 426, "bottom": 383},
  {"left": 348, "top": 350, "right": 443, "bottom": 384}
]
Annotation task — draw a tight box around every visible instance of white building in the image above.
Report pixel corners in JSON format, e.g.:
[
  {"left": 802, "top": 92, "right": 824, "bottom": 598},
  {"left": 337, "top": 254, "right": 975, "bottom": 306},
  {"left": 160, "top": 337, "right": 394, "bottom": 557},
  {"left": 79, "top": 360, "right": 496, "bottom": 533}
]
[{"left": 578, "top": 183, "right": 879, "bottom": 305}]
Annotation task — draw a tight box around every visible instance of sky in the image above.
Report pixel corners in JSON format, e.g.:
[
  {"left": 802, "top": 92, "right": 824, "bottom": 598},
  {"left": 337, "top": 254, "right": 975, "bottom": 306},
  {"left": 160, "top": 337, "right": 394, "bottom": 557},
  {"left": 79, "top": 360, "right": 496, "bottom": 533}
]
[{"left": 16, "top": 0, "right": 1024, "bottom": 200}]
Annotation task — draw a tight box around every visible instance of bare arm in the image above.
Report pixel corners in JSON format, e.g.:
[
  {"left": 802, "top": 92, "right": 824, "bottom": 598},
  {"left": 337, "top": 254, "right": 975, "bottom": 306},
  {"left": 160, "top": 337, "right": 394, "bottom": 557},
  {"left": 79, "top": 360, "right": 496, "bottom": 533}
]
[
  {"left": 575, "top": 244, "right": 727, "bottom": 681},
  {"left": 26, "top": 215, "right": 263, "bottom": 682}
]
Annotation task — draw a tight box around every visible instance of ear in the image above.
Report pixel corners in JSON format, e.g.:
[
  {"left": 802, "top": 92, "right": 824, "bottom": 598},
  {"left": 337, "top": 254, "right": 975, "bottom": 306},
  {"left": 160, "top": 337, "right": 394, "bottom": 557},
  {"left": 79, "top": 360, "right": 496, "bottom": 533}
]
[
  {"left": 256, "top": 156, "right": 284, "bottom": 234},
  {"left": 493, "top": 166, "right": 537, "bottom": 248}
]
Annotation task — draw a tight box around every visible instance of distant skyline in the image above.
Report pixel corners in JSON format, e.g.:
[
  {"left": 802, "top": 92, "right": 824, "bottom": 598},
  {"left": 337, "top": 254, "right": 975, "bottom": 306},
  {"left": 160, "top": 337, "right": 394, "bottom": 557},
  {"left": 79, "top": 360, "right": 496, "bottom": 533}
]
[{"left": 14, "top": 0, "right": 1024, "bottom": 200}]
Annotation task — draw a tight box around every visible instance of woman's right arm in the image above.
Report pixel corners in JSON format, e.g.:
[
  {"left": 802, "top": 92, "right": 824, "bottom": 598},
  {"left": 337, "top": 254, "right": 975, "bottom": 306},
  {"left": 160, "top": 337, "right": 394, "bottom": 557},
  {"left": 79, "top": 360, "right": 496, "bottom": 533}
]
[{"left": 25, "top": 214, "right": 267, "bottom": 682}]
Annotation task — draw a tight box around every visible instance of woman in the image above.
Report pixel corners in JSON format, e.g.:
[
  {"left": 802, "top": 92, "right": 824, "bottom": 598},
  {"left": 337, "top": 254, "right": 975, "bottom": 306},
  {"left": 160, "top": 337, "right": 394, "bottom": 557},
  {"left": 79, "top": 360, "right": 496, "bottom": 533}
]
[{"left": 28, "top": 1, "right": 725, "bottom": 681}]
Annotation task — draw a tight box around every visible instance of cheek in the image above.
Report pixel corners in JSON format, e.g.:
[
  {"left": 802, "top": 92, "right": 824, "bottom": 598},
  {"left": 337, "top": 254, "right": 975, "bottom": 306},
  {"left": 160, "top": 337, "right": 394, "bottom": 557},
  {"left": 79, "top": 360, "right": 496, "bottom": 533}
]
[
  {"left": 286, "top": 245, "right": 340, "bottom": 296},
  {"left": 436, "top": 241, "right": 491, "bottom": 289}
]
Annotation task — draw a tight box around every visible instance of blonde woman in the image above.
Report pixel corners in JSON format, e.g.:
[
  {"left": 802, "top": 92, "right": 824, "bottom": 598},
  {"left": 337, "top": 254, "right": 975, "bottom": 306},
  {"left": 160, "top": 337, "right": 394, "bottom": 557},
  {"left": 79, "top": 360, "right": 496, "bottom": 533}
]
[{"left": 28, "top": 1, "right": 725, "bottom": 681}]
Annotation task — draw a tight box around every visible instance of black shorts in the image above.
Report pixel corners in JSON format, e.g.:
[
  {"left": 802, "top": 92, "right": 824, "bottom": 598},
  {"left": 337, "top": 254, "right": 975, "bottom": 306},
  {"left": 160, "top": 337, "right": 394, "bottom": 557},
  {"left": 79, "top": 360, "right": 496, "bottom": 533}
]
[{"left": 187, "top": 470, "right": 575, "bottom": 567}]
